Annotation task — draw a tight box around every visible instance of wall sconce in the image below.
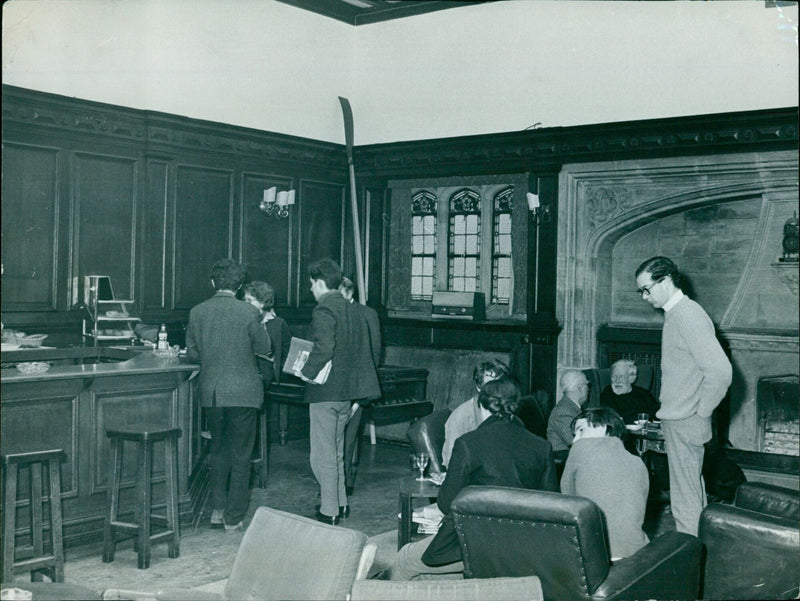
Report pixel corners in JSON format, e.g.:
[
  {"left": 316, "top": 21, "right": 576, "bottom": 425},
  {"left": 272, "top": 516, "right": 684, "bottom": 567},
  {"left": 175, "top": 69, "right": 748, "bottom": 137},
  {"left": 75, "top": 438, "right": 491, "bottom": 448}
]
[
  {"left": 526, "top": 191, "right": 551, "bottom": 225},
  {"left": 260, "top": 187, "right": 295, "bottom": 219}
]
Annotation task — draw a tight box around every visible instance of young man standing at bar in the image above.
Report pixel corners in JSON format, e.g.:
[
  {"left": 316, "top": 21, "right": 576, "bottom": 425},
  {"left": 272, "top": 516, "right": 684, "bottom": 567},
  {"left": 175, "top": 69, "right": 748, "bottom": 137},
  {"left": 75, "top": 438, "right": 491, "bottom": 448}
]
[
  {"left": 299, "top": 259, "right": 380, "bottom": 524},
  {"left": 186, "top": 258, "right": 271, "bottom": 531},
  {"left": 635, "top": 256, "right": 731, "bottom": 535}
]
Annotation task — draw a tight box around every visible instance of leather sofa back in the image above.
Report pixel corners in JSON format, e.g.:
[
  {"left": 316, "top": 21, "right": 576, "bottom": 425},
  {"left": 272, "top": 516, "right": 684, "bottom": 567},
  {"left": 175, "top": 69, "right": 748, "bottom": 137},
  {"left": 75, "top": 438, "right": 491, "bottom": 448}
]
[
  {"left": 452, "top": 486, "right": 610, "bottom": 599},
  {"left": 700, "top": 483, "right": 800, "bottom": 600}
]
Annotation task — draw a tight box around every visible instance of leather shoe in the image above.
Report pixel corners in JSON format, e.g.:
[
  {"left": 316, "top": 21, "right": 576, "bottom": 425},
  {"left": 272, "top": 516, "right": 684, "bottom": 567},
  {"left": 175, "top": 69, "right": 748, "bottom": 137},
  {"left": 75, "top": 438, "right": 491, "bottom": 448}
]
[
  {"left": 316, "top": 504, "right": 349, "bottom": 519},
  {"left": 315, "top": 510, "right": 340, "bottom": 525}
]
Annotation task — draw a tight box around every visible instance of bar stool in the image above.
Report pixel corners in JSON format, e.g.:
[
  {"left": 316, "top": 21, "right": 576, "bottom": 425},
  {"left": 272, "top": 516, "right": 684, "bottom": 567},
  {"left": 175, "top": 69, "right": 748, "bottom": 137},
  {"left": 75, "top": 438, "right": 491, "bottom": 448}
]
[
  {"left": 102, "top": 424, "right": 181, "bottom": 569},
  {"left": 2, "top": 449, "right": 65, "bottom": 583}
]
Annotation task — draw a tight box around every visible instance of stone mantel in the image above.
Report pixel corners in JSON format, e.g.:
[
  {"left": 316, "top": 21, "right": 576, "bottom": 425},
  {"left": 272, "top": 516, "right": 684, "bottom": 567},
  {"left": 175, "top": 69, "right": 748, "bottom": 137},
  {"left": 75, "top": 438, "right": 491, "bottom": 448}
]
[{"left": 556, "top": 150, "right": 799, "bottom": 371}]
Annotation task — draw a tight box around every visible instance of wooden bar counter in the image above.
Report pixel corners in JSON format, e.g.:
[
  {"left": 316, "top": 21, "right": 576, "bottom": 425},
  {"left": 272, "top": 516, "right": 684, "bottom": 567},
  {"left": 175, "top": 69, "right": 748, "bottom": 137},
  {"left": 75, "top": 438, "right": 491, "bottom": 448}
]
[{"left": 1, "top": 347, "right": 202, "bottom": 549}]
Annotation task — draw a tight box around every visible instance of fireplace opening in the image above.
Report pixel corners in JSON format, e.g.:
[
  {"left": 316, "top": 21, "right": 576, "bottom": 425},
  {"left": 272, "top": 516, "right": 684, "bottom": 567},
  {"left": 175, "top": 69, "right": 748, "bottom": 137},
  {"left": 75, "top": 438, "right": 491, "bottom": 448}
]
[{"left": 757, "top": 375, "right": 799, "bottom": 457}]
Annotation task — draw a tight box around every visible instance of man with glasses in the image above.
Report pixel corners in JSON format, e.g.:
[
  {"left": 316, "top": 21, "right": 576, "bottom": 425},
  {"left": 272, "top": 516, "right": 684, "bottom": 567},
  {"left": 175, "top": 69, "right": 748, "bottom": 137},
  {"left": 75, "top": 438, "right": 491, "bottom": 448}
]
[{"left": 634, "top": 256, "right": 731, "bottom": 536}]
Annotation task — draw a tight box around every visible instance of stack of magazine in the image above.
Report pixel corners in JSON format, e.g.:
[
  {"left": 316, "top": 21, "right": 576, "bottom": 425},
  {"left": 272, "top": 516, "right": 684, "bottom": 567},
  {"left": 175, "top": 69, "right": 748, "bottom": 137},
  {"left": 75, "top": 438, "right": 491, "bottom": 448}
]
[
  {"left": 412, "top": 503, "right": 444, "bottom": 535},
  {"left": 282, "top": 337, "right": 332, "bottom": 384}
]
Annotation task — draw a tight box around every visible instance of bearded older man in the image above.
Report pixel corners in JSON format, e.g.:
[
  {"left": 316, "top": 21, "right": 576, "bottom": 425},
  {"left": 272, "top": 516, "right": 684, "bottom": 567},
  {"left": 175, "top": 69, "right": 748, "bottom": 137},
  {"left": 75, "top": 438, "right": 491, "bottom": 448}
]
[{"left": 600, "top": 359, "right": 660, "bottom": 425}]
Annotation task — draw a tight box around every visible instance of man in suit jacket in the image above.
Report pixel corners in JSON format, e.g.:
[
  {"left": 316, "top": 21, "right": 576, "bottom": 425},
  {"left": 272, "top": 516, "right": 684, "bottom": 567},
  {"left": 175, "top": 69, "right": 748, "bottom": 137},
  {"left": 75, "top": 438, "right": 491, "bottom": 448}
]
[
  {"left": 338, "top": 276, "right": 382, "bottom": 496},
  {"left": 186, "top": 259, "right": 271, "bottom": 531},
  {"left": 297, "top": 259, "right": 380, "bottom": 524},
  {"left": 388, "top": 375, "right": 558, "bottom": 579}
]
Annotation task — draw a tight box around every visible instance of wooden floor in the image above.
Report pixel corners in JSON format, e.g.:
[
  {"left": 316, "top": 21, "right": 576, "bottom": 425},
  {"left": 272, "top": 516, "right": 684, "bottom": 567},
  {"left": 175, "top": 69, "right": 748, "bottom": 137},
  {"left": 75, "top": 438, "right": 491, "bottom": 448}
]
[{"left": 6, "top": 436, "right": 675, "bottom": 596}]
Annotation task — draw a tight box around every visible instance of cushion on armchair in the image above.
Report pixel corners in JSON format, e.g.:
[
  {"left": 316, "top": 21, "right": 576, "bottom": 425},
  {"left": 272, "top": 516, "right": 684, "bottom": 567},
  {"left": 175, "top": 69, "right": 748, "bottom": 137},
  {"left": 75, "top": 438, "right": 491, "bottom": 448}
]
[
  {"left": 452, "top": 485, "right": 701, "bottom": 601},
  {"left": 699, "top": 483, "right": 800, "bottom": 600},
  {"left": 407, "top": 409, "right": 450, "bottom": 474},
  {"left": 350, "top": 576, "right": 544, "bottom": 600},
  {"left": 155, "top": 506, "right": 368, "bottom": 601}
]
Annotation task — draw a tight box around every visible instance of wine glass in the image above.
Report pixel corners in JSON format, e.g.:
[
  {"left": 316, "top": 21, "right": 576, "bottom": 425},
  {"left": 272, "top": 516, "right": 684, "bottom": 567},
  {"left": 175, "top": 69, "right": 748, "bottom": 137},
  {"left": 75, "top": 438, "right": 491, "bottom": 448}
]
[
  {"left": 414, "top": 452, "right": 429, "bottom": 481},
  {"left": 635, "top": 413, "right": 649, "bottom": 427}
]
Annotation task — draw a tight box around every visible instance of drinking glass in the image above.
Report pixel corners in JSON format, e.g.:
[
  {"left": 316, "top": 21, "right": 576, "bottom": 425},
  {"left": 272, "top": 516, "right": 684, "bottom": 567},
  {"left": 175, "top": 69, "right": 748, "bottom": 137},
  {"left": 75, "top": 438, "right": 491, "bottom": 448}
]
[
  {"left": 635, "top": 413, "right": 649, "bottom": 427},
  {"left": 414, "top": 452, "right": 429, "bottom": 481}
]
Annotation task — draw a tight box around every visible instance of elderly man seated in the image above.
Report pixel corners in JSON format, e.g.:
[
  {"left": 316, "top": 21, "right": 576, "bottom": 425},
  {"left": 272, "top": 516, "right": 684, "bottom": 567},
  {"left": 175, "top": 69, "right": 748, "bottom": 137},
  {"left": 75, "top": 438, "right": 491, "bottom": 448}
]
[
  {"left": 546, "top": 370, "right": 590, "bottom": 455},
  {"left": 600, "top": 359, "right": 659, "bottom": 425}
]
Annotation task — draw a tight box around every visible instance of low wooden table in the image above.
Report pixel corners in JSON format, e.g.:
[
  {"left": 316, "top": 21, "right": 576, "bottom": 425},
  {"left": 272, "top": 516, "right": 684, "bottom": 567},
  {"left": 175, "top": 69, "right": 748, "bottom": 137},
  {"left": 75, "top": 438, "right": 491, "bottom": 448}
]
[
  {"left": 627, "top": 421, "right": 666, "bottom": 456},
  {"left": 397, "top": 475, "right": 440, "bottom": 550}
]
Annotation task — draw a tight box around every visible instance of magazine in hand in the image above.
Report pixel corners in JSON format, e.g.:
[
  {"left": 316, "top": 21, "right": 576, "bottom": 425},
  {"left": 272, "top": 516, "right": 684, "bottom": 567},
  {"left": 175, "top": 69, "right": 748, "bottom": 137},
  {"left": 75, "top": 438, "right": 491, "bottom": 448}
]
[{"left": 282, "top": 336, "right": 331, "bottom": 384}]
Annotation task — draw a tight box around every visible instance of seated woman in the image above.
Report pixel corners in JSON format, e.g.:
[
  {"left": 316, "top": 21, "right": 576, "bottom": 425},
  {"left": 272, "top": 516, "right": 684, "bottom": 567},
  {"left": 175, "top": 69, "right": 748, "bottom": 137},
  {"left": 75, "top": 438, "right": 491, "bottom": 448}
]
[
  {"left": 243, "top": 281, "right": 291, "bottom": 386},
  {"left": 388, "top": 375, "right": 558, "bottom": 580},
  {"left": 560, "top": 407, "right": 650, "bottom": 561}
]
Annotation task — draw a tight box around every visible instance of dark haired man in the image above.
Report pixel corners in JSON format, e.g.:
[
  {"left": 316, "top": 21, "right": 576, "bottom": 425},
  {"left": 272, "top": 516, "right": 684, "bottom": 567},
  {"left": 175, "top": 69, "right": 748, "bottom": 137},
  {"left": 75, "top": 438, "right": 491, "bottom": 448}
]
[
  {"left": 561, "top": 407, "right": 650, "bottom": 560},
  {"left": 299, "top": 259, "right": 380, "bottom": 524},
  {"left": 635, "top": 256, "right": 731, "bottom": 536},
  {"left": 186, "top": 259, "right": 271, "bottom": 531},
  {"left": 338, "top": 276, "right": 382, "bottom": 496}
]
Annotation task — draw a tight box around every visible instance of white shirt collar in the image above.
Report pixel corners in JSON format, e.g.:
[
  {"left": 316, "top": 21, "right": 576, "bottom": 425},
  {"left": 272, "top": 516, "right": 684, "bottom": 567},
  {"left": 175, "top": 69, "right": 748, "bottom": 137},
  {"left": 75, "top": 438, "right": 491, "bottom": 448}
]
[
  {"left": 261, "top": 309, "right": 276, "bottom": 324},
  {"left": 662, "top": 289, "right": 685, "bottom": 312}
]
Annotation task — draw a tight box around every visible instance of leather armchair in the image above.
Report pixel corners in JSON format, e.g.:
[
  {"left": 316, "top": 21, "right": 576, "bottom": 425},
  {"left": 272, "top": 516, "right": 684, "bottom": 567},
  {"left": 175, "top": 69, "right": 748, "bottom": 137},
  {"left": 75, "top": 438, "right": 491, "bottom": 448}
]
[
  {"left": 583, "top": 365, "right": 654, "bottom": 409},
  {"left": 451, "top": 485, "right": 701, "bottom": 601},
  {"left": 406, "top": 409, "right": 450, "bottom": 474},
  {"left": 699, "top": 482, "right": 800, "bottom": 600}
]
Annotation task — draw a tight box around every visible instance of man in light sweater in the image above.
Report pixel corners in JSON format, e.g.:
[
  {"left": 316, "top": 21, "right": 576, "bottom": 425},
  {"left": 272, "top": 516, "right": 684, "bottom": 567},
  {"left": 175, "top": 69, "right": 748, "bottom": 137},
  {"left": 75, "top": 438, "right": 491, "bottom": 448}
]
[{"left": 635, "top": 256, "right": 732, "bottom": 535}]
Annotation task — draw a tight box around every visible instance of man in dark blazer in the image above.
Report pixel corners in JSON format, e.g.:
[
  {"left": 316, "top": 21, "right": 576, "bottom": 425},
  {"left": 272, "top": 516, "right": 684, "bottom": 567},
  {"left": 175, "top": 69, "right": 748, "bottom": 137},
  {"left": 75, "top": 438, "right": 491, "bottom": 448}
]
[
  {"left": 186, "top": 259, "right": 271, "bottom": 531},
  {"left": 338, "top": 276, "right": 382, "bottom": 496},
  {"left": 297, "top": 259, "right": 380, "bottom": 524}
]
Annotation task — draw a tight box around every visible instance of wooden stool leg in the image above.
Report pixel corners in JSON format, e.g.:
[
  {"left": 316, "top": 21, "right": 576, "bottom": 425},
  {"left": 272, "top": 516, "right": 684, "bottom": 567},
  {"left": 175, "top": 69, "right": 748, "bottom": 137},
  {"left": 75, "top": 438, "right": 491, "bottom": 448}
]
[
  {"left": 258, "top": 406, "right": 268, "bottom": 488},
  {"left": 165, "top": 437, "right": 180, "bottom": 559},
  {"left": 30, "top": 462, "right": 45, "bottom": 581},
  {"left": 137, "top": 440, "right": 153, "bottom": 569},
  {"left": 103, "top": 438, "right": 123, "bottom": 563},
  {"left": 2, "top": 463, "right": 19, "bottom": 583},
  {"left": 278, "top": 404, "right": 288, "bottom": 445},
  {"left": 48, "top": 457, "right": 65, "bottom": 582}
]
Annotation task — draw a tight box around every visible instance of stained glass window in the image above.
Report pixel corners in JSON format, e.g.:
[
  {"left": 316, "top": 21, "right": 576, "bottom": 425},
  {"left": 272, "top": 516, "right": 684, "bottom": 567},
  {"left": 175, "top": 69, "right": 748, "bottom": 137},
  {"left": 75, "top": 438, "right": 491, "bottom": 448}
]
[
  {"left": 491, "top": 187, "right": 513, "bottom": 304},
  {"left": 411, "top": 191, "right": 437, "bottom": 300},
  {"left": 448, "top": 189, "right": 481, "bottom": 293}
]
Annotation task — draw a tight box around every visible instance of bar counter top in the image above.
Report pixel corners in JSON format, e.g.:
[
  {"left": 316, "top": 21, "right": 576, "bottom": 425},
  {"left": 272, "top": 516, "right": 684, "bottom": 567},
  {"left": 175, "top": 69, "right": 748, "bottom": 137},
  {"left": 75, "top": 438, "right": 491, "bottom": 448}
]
[
  {"left": 1, "top": 346, "right": 199, "bottom": 383},
  {"left": 1, "top": 345, "right": 204, "bottom": 549}
]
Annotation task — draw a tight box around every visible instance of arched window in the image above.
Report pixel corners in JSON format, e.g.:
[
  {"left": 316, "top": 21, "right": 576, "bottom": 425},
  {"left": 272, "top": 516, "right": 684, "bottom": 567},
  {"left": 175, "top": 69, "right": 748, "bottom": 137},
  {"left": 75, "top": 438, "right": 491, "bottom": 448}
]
[
  {"left": 411, "top": 191, "right": 437, "bottom": 300},
  {"left": 448, "top": 188, "right": 481, "bottom": 293},
  {"left": 491, "top": 187, "right": 514, "bottom": 304}
]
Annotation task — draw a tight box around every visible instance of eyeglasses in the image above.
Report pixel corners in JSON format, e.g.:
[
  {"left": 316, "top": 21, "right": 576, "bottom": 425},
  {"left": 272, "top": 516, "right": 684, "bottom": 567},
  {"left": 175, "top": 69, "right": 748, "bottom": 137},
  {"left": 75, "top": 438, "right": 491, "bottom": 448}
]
[{"left": 636, "top": 277, "right": 664, "bottom": 297}]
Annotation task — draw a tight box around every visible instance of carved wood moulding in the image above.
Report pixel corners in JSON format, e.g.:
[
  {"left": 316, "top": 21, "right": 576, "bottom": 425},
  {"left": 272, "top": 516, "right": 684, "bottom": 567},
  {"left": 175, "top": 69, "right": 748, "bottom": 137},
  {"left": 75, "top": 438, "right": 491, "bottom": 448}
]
[
  {"left": 2, "top": 85, "right": 346, "bottom": 170},
  {"left": 355, "top": 108, "right": 798, "bottom": 176}
]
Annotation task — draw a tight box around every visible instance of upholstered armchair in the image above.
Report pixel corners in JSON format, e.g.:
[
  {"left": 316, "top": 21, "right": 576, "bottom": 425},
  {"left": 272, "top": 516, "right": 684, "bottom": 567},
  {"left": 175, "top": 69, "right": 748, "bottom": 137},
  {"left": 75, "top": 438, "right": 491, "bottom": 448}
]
[
  {"left": 406, "top": 409, "right": 450, "bottom": 474},
  {"left": 350, "top": 575, "right": 545, "bottom": 600},
  {"left": 699, "top": 481, "right": 800, "bottom": 600},
  {"left": 451, "top": 485, "right": 701, "bottom": 601},
  {"left": 102, "top": 506, "right": 374, "bottom": 601}
]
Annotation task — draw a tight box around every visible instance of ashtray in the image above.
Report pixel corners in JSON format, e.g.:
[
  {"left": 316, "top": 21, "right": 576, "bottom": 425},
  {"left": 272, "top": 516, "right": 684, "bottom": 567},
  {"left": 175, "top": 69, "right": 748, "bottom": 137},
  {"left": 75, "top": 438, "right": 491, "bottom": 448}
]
[
  {"left": 153, "top": 346, "right": 181, "bottom": 359},
  {"left": 18, "top": 334, "right": 48, "bottom": 348},
  {"left": 16, "top": 361, "right": 51, "bottom": 374}
]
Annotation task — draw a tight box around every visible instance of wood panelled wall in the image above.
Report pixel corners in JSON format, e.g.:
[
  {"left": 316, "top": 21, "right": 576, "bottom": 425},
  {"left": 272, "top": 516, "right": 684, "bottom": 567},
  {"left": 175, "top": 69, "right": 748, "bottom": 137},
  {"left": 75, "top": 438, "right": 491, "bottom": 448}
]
[
  {"left": 1, "top": 86, "right": 350, "bottom": 347},
  {"left": 3, "top": 84, "right": 797, "bottom": 400}
]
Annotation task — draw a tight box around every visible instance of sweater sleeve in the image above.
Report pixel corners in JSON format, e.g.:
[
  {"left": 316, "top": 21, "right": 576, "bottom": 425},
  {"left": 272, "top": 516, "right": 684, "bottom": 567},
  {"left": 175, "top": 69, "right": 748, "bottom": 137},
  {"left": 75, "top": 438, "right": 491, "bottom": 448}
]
[{"left": 679, "top": 305, "right": 732, "bottom": 417}]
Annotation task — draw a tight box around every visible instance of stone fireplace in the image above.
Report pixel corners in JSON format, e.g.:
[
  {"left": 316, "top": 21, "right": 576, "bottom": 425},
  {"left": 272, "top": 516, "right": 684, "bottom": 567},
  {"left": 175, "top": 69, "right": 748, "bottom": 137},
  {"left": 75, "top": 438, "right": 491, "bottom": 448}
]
[{"left": 555, "top": 150, "right": 799, "bottom": 453}]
